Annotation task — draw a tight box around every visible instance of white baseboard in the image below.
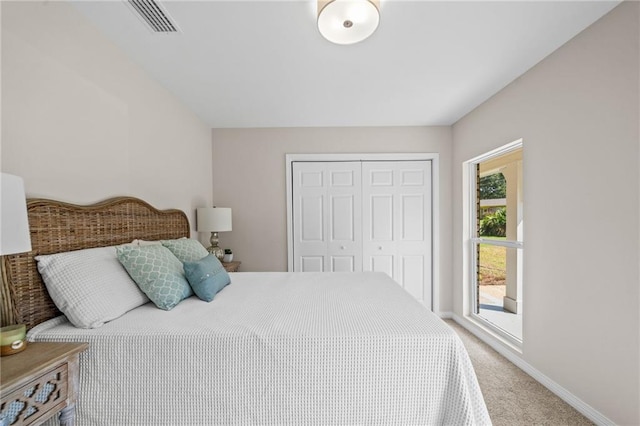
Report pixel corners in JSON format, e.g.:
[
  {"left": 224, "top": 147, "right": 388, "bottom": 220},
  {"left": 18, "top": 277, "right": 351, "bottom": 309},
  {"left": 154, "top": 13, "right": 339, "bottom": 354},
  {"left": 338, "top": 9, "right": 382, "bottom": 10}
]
[
  {"left": 438, "top": 311, "right": 454, "bottom": 319},
  {"left": 452, "top": 314, "right": 616, "bottom": 426}
]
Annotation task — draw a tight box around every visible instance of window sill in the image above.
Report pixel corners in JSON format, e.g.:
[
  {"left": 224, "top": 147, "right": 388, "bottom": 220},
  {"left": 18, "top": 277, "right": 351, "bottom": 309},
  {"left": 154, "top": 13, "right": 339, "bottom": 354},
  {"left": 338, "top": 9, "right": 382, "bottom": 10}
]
[{"left": 456, "top": 313, "right": 523, "bottom": 355}]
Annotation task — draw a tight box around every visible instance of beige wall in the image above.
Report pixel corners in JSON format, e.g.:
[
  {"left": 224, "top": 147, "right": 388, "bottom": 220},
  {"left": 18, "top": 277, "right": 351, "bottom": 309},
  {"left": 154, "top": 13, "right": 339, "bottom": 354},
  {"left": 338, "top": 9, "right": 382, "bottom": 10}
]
[
  {"left": 211, "top": 126, "right": 454, "bottom": 312},
  {"left": 452, "top": 2, "right": 639, "bottom": 424},
  {"left": 4, "top": 0, "right": 637, "bottom": 421},
  {"left": 1, "top": 1, "right": 212, "bottom": 232}
]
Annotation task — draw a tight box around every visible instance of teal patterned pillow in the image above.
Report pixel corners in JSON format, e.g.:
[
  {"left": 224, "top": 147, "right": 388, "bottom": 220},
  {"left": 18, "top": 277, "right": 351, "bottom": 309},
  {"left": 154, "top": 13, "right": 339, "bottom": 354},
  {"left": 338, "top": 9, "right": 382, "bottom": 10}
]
[
  {"left": 161, "top": 238, "right": 209, "bottom": 263},
  {"left": 183, "top": 254, "right": 231, "bottom": 302},
  {"left": 116, "top": 245, "right": 192, "bottom": 310}
]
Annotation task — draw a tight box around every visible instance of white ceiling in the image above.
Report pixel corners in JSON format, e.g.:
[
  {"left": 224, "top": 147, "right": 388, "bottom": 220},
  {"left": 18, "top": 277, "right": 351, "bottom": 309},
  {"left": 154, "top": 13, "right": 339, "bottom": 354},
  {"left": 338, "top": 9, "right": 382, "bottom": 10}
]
[{"left": 72, "top": 1, "right": 620, "bottom": 128}]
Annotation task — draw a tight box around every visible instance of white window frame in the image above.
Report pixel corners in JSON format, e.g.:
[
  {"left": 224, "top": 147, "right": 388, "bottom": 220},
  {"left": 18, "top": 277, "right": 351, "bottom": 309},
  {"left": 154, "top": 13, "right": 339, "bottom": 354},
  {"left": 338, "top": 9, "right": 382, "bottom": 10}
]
[{"left": 466, "top": 139, "right": 523, "bottom": 347}]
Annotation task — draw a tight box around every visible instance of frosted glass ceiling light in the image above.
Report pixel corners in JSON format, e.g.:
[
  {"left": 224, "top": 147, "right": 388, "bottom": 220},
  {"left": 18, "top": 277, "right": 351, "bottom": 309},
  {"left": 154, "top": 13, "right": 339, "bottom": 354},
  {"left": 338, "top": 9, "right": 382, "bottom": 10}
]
[{"left": 318, "top": 0, "right": 380, "bottom": 45}]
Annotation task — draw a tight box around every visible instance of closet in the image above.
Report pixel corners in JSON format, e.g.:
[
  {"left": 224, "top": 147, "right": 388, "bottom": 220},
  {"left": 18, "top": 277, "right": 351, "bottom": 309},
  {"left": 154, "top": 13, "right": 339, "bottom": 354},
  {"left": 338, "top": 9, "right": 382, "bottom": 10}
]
[{"left": 288, "top": 156, "right": 434, "bottom": 308}]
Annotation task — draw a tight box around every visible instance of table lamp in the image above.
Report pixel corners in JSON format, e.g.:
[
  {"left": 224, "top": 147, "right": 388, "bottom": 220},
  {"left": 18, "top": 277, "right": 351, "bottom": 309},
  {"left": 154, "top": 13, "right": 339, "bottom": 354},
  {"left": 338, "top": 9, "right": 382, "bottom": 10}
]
[
  {"left": 1, "top": 173, "right": 32, "bottom": 355},
  {"left": 196, "top": 207, "right": 232, "bottom": 261}
]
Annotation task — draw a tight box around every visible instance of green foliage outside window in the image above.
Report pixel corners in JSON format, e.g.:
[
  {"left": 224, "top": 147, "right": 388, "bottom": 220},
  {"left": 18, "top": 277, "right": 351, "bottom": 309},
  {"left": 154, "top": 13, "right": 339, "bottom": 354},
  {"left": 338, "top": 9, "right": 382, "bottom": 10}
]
[
  {"left": 479, "top": 173, "right": 506, "bottom": 199},
  {"left": 479, "top": 207, "right": 506, "bottom": 237}
]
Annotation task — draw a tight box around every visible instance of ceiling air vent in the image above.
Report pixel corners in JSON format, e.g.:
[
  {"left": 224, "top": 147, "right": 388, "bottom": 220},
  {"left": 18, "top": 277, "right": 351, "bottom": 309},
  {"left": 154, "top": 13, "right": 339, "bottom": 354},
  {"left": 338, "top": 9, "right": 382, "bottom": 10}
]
[{"left": 128, "top": 0, "right": 178, "bottom": 33}]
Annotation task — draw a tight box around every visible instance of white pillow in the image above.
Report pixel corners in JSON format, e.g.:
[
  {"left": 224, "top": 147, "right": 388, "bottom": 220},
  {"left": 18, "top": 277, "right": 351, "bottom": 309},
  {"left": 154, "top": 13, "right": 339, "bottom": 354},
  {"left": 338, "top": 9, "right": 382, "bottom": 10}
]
[{"left": 36, "top": 246, "right": 149, "bottom": 328}]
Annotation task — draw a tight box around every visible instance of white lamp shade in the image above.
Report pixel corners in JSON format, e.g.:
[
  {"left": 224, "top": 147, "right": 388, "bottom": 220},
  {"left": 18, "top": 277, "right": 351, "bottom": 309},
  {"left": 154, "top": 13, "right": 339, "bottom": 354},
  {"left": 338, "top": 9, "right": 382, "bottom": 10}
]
[
  {"left": 318, "top": 0, "right": 380, "bottom": 45},
  {"left": 0, "top": 174, "right": 32, "bottom": 255},
  {"left": 197, "top": 207, "right": 232, "bottom": 232}
]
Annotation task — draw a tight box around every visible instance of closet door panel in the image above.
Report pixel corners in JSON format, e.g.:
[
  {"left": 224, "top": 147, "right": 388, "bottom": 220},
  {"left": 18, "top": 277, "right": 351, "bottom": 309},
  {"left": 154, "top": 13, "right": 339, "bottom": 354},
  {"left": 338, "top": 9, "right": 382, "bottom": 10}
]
[
  {"left": 370, "top": 195, "right": 394, "bottom": 241},
  {"left": 293, "top": 162, "right": 361, "bottom": 273},
  {"left": 301, "top": 196, "right": 324, "bottom": 242},
  {"left": 330, "top": 195, "right": 354, "bottom": 241},
  {"left": 400, "top": 194, "right": 424, "bottom": 241},
  {"left": 370, "top": 255, "right": 394, "bottom": 277},
  {"left": 326, "top": 162, "right": 361, "bottom": 272},
  {"left": 331, "top": 256, "right": 354, "bottom": 272},
  {"left": 399, "top": 255, "right": 425, "bottom": 300},
  {"left": 293, "top": 163, "right": 327, "bottom": 271},
  {"left": 363, "top": 161, "right": 432, "bottom": 307},
  {"left": 301, "top": 256, "right": 324, "bottom": 272}
]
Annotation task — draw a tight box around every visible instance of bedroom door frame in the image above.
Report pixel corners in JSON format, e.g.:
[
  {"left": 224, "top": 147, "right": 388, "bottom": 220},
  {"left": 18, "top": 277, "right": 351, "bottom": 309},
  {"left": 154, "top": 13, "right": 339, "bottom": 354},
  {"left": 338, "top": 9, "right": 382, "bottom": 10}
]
[{"left": 285, "top": 153, "right": 440, "bottom": 314}]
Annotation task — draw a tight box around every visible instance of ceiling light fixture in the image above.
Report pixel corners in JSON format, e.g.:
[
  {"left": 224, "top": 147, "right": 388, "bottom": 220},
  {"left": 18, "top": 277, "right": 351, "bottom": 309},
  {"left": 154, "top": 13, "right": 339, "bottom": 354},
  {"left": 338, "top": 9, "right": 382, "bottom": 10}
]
[{"left": 317, "top": 0, "right": 380, "bottom": 45}]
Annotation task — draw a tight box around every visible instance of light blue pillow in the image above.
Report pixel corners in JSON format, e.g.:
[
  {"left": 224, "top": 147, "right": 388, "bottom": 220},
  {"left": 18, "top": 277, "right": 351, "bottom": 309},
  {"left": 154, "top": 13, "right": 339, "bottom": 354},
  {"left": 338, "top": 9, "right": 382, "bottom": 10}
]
[
  {"left": 161, "top": 238, "right": 209, "bottom": 263},
  {"left": 116, "top": 245, "right": 192, "bottom": 310},
  {"left": 183, "top": 254, "right": 231, "bottom": 302}
]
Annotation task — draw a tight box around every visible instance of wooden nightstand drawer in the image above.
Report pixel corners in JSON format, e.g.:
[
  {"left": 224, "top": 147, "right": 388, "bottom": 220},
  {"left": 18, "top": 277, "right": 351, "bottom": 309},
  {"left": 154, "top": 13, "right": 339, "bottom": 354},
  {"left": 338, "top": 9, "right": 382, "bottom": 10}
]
[
  {"left": 1, "top": 364, "right": 68, "bottom": 425},
  {"left": 222, "top": 261, "right": 241, "bottom": 272},
  {"left": 0, "top": 342, "right": 88, "bottom": 426}
]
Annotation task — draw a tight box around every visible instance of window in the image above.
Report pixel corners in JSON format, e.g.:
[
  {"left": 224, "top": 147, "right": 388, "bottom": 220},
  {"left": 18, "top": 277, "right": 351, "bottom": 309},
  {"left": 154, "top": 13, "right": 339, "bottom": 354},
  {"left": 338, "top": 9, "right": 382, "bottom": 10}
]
[{"left": 468, "top": 141, "right": 523, "bottom": 344}]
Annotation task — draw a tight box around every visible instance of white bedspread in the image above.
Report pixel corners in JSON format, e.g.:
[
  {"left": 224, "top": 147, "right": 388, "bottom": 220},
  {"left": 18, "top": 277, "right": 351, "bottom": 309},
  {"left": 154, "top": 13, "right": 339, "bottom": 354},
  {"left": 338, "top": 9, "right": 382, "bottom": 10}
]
[{"left": 29, "top": 272, "right": 490, "bottom": 425}]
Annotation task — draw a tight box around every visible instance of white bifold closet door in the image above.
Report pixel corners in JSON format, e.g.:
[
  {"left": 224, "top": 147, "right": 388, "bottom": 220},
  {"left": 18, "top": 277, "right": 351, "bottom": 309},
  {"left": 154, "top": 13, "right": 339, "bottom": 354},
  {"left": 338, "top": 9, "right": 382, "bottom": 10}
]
[
  {"left": 292, "top": 160, "right": 432, "bottom": 307},
  {"left": 292, "top": 162, "right": 362, "bottom": 273},
  {"left": 361, "top": 161, "right": 432, "bottom": 307}
]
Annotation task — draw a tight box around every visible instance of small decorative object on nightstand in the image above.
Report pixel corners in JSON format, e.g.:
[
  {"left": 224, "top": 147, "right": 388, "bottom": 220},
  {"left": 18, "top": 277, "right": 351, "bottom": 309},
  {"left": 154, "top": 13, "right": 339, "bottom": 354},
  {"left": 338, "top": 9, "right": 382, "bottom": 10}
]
[
  {"left": 0, "top": 325, "right": 27, "bottom": 357},
  {"left": 0, "top": 342, "right": 88, "bottom": 426},
  {"left": 196, "top": 207, "right": 232, "bottom": 261},
  {"left": 222, "top": 249, "right": 233, "bottom": 263},
  {"left": 222, "top": 261, "right": 241, "bottom": 273}
]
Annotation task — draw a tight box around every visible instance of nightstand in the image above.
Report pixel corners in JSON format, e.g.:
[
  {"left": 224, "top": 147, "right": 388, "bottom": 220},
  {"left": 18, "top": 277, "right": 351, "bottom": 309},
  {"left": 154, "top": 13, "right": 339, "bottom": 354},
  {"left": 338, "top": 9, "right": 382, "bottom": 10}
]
[
  {"left": 1, "top": 342, "right": 88, "bottom": 426},
  {"left": 222, "top": 261, "right": 241, "bottom": 272}
]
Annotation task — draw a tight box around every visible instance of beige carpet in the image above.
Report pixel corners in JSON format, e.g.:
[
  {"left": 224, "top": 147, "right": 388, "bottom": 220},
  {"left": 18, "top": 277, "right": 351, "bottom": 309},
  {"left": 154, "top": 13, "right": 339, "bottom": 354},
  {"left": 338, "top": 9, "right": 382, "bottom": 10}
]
[{"left": 446, "top": 320, "right": 594, "bottom": 426}]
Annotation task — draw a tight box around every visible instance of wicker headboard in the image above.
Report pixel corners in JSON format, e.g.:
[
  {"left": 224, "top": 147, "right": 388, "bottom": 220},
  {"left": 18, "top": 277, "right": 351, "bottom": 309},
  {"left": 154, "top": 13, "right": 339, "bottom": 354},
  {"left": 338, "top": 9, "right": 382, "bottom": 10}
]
[{"left": 0, "top": 197, "right": 190, "bottom": 329}]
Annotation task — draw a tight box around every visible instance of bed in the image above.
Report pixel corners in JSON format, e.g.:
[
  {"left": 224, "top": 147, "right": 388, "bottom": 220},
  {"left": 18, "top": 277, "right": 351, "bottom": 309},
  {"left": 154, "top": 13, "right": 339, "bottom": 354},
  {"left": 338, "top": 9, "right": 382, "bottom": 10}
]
[{"left": 1, "top": 197, "right": 490, "bottom": 425}]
